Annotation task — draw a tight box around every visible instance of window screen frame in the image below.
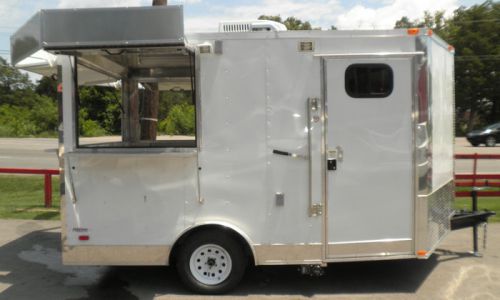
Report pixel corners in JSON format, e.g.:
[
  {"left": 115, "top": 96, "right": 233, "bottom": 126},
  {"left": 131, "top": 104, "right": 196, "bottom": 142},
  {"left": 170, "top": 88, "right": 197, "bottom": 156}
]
[
  {"left": 344, "top": 63, "right": 394, "bottom": 99},
  {"left": 73, "top": 52, "right": 198, "bottom": 150}
]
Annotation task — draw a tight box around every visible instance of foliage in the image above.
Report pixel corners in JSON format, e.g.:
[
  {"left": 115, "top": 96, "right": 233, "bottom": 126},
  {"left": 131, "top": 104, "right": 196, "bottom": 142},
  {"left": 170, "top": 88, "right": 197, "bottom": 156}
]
[
  {"left": 0, "top": 98, "right": 58, "bottom": 137},
  {"left": 0, "top": 57, "right": 35, "bottom": 107},
  {"left": 0, "top": 57, "right": 194, "bottom": 138},
  {"left": 28, "top": 96, "right": 58, "bottom": 136},
  {"left": 158, "top": 90, "right": 193, "bottom": 122},
  {"left": 78, "top": 86, "right": 122, "bottom": 135},
  {"left": 0, "top": 105, "right": 37, "bottom": 137},
  {"left": 0, "top": 59, "right": 58, "bottom": 137},
  {"left": 258, "top": 15, "right": 314, "bottom": 30},
  {"left": 78, "top": 109, "right": 107, "bottom": 137},
  {"left": 395, "top": 11, "right": 446, "bottom": 34},
  {"left": 1, "top": 4, "right": 498, "bottom": 138},
  {"left": 446, "top": 1, "right": 499, "bottom": 133},
  {"left": 159, "top": 103, "right": 195, "bottom": 135},
  {"left": 395, "top": 1, "right": 499, "bottom": 135},
  {"left": 35, "top": 76, "right": 58, "bottom": 100},
  {"left": 0, "top": 58, "right": 57, "bottom": 137}
]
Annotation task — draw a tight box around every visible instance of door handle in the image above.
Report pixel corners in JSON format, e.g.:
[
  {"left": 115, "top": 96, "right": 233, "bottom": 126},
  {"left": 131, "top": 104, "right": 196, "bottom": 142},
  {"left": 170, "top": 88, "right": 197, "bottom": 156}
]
[
  {"left": 307, "top": 97, "right": 323, "bottom": 216},
  {"left": 272, "top": 149, "right": 307, "bottom": 159},
  {"left": 335, "top": 146, "right": 343, "bottom": 162}
]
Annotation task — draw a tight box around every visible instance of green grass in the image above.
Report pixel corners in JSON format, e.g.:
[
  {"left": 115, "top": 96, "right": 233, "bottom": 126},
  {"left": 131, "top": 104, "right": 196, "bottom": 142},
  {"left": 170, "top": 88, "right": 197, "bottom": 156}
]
[
  {"left": 454, "top": 185, "right": 499, "bottom": 222},
  {"left": 454, "top": 197, "right": 500, "bottom": 222},
  {"left": 0, "top": 175, "right": 60, "bottom": 220}
]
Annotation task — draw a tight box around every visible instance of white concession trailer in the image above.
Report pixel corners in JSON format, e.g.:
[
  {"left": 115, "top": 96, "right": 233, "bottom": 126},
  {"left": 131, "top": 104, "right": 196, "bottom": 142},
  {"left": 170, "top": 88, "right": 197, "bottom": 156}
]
[{"left": 12, "top": 6, "right": 456, "bottom": 293}]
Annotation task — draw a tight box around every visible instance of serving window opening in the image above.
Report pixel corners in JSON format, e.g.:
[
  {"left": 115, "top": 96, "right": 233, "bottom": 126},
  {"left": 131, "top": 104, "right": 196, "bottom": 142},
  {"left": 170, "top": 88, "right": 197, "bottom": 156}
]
[{"left": 74, "top": 46, "right": 196, "bottom": 148}]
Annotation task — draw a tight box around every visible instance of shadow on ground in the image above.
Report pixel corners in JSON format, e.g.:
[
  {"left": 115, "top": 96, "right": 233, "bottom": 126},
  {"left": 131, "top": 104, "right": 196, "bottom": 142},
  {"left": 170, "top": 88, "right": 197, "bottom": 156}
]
[{"left": 0, "top": 229, "right": 445, "bottom": 299}]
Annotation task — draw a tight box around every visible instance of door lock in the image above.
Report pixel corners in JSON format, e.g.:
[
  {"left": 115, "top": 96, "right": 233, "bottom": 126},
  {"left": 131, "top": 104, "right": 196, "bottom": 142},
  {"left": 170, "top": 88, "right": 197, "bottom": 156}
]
[
  {"left": 327, "top": 158, "right": 336, "bottom": 171},
  {"left": 327, "top": 147, "right": 343, "bottom": 171}
]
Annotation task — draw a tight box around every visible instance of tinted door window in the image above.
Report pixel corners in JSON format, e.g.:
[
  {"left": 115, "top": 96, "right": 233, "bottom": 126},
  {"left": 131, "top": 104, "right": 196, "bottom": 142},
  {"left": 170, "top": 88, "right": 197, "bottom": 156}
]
[{"left": 345, "top": 64, "right": 393, "bottom": 98}]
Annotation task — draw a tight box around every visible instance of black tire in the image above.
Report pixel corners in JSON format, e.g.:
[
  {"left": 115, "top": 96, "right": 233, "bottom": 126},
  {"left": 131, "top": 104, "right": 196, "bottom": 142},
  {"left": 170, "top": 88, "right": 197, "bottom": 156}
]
[
  {"left": 485, "top": 136, "right": 496, "bottom": 147},
  {"left": 176, "top": 229, "right": 247, "bottom": 294},
  {"left": 471, "top": 142, "right": 480, "bottom": 147}
]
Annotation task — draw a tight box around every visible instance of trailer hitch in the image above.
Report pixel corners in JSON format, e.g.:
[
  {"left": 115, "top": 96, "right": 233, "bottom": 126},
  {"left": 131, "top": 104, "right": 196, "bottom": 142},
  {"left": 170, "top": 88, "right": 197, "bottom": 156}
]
[{"left": 451, "top": 187, "right": 496, "bottom": 256}]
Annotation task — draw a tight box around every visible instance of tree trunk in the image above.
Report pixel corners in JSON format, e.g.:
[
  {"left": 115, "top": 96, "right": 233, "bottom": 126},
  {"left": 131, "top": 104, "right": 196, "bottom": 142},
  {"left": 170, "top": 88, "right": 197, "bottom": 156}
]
[
  {"left": 138, "top": 0, "right": 167, "bottom": 141},
  {"left": 140, "top": 83, "right": 159, "bottom": 141},
  {"left": 122, "top": 78, "right": 140, "bottom": 143},
  {"left": 153, "top": 0, "right": 167, "bottom": 5}
]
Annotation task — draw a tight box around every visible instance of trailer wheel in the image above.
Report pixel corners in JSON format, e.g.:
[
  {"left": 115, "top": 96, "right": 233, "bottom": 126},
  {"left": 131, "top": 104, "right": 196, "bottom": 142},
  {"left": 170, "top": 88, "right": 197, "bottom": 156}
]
[{"left": 176, "top": 229, "right": 247, "bottom": 294}]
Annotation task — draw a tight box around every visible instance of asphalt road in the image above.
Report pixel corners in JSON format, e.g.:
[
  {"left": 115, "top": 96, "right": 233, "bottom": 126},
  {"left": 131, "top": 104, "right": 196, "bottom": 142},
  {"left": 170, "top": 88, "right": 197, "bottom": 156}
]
[
  {"left": 454, "top": 138, "right": 500, "bottom": 174},
  {"left": 0, "top": 219, "right": 499, "bottom": 299},
  {"left": 0, "top": 137, "right": 499, "bottom": 173},
  {"left": 0, "top": 138, "right": 58, "bottom": 170}
]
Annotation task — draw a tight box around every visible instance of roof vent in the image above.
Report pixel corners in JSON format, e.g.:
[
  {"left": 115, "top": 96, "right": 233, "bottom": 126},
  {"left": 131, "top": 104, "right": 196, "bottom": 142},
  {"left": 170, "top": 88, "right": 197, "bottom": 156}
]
[{"left": 219, "top": 20, "right": 287, "bottom": 33}]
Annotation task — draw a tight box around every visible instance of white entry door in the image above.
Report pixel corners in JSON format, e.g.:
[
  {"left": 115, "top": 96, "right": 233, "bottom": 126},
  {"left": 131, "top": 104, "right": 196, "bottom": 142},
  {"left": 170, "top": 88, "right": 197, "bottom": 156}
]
[{"left": 324, "top": 56, "right": 415, "bottom": 258}]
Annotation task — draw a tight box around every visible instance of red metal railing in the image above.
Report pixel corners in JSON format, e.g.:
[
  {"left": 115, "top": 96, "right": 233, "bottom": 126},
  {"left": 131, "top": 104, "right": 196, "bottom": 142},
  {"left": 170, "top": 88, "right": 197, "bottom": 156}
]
[
  {"left": 0, "top": 168, "right": 60, "bottom": 207},
  {"left": 455, "top": 153, "right": 500, "bottom": 197}
]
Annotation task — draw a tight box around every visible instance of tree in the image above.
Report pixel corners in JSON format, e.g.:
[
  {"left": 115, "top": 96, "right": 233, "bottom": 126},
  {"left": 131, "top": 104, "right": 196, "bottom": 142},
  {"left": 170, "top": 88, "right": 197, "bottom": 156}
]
[
  {"left": 445, "top": 1, "right": 499, "bottom": 132},
  {"left": 78, "top": 86, "right": 122, "bottom": 135},
  {"left": 138, "top": 0, "right": 169, "bottom": 140},
  {"left": 394, "top": 16, "right": 414, "bottom": 29},
  {"left": 0, "top": 57, "right": 33, "bottom": 92},
  {"left": 258, "top": 15, "right": 314, "bottom": 30},
  {"left": 159, "top": 102, "right": 195, "bottom": 135},
  {"left": 0, "top": 58, "right": 58, "bottom": 136},
  {"left": 35, "top": 76, "right": 58, "bottom": 100},
  {"left": 0, "top": 57, "right": 36, "bottom": 107},
  {"left": 395, "top": 2, "right": 500, "bottom": 133},
  {"left": 394, "top": 11, "right": 446, "bottom": 35}
]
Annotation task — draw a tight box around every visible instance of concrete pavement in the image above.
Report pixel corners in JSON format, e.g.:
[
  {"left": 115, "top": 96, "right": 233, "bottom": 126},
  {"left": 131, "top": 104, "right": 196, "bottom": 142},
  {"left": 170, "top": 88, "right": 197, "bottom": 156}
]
[
  {"left": 0, "top": 219, "right": 499, "bottom": 299},
  {"left": 0, "top": 137, "right": 499, "bottom": 173}
]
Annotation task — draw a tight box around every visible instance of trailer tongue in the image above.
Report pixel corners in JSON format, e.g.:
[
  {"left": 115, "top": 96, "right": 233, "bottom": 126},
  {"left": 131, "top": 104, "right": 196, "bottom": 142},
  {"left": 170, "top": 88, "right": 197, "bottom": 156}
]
[{"left": 451, "top": 189, "right": 496, "bottom": 256}]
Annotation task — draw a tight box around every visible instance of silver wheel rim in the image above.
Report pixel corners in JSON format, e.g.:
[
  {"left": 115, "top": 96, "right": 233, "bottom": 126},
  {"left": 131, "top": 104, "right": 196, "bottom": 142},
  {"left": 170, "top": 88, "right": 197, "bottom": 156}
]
[
  {"left": 189, "top": 244, "right": 232, "bottom": 285},
  {"left": 486, "top": 137, "right": 495, "bottom": 147}
]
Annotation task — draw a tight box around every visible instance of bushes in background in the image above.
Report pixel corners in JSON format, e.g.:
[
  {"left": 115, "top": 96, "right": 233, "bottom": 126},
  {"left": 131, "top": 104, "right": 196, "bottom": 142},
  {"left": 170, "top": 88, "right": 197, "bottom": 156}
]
[{"left": 159, "top": 103, "right": 195, "bottom": 136}]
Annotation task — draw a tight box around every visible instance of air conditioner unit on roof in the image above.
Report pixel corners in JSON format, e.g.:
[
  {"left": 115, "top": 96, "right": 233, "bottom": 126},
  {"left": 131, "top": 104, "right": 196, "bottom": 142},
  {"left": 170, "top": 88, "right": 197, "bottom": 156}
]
[{"left": 219, "top": 20, "right": 287, "bottom": 32}]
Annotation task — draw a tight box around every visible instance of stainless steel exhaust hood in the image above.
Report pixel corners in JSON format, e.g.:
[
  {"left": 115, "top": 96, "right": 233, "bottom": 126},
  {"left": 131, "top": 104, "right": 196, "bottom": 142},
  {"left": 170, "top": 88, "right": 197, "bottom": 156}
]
[{"left": 11, "top": 5, "right": 184, "bottom": 65}]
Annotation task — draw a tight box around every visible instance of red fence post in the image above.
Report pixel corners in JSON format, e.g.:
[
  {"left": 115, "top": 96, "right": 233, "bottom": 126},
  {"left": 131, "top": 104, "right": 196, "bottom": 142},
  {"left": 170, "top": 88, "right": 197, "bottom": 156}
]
[{"left": 44, "top": 173, "right": 52, "bottom": 208}]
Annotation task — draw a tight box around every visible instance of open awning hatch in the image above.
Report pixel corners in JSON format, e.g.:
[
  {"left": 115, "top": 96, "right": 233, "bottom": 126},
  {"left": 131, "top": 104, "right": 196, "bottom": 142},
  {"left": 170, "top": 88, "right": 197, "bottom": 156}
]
[
  {"left": 11, "top": 5, "right": 184, "bottom": 65},
  {"left": 11, "top": 6, "right": 187, "bottom": 88}
]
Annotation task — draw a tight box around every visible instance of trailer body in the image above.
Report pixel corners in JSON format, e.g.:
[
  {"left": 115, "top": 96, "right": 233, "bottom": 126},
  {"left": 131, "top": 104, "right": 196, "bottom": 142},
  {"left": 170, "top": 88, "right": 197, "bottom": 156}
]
[{"left": 11, "top": 5, "right": 455, "bottom": 290}]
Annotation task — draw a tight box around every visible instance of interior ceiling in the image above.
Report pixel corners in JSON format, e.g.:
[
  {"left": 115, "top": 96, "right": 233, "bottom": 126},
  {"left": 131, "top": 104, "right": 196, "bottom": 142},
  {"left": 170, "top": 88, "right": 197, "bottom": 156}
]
[
  {"left": 75, "top": 46, "right": 193, "bottom": 90},
  {"left": 75, "top": 46, "right": 191, "bottom": 69}
]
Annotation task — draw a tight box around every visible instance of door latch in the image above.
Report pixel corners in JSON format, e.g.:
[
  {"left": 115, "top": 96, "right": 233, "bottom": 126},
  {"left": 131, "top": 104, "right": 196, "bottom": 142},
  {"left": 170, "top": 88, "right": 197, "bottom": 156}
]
[
  {"left": 327, "top": 158, "right": 337, "bottom": 171},
  {"left": 310, "top": 203, "right": 323, "bottom": 216},
  {"left": 327, "top": 149, "right": 337, "bottom": 171},
  {"left": 327, "top": 147, "right": 343, "bottom": 171}
]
